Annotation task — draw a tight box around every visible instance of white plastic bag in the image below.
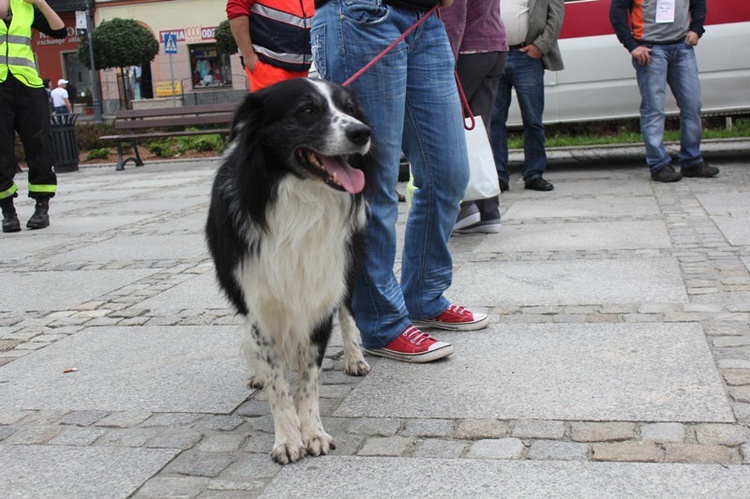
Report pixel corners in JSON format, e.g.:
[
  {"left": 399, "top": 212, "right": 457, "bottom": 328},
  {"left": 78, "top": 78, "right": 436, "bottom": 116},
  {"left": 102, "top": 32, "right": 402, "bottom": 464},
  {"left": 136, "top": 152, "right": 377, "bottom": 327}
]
[{"left": 463, "top": 117, "right": 500, "bottom": 201}]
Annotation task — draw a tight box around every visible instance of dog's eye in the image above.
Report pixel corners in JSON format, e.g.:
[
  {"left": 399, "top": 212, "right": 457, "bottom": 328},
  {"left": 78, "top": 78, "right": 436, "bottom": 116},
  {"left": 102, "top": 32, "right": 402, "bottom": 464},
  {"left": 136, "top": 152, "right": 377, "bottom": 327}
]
[
  {"left": 298, "top": 105, "right": 315, "bottom": 116},
  {"left": 342, "top": 102, "right": 356, "bottom": 115}
]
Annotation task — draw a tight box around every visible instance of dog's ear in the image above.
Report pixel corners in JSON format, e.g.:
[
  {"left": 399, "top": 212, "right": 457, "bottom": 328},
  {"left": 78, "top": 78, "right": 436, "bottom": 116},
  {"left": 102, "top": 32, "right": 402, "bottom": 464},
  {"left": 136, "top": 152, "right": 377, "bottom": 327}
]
[{"left": 229, "top": 93, "right": 265, "bottom": 143}]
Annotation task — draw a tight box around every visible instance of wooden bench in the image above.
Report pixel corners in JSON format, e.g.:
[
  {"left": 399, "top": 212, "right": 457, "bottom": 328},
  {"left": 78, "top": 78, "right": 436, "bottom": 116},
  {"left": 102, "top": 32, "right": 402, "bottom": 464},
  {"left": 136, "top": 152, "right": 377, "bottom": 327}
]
[{"left": 100, "top": 103, "right": 237, "bottom": 171}]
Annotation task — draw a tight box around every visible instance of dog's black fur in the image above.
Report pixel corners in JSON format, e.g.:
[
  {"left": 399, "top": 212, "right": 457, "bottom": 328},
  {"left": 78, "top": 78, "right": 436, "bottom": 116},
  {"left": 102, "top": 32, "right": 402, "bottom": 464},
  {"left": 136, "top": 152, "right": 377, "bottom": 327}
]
[{"left": 205, "top": 78, "right": 372, "bottom": 464}]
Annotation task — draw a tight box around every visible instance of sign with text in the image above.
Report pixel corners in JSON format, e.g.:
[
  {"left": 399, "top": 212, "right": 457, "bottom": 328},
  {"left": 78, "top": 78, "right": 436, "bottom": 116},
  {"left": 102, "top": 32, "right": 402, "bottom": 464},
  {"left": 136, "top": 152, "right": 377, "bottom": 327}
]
[{"left": 155, "top": 80, "right": 182, "bottom": 97}]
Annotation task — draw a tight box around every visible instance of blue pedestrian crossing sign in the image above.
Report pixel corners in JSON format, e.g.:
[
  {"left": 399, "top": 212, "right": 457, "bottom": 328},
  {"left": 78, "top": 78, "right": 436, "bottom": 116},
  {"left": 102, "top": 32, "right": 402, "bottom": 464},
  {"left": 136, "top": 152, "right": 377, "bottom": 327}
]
[{"left": 164, "top": 33, "right": 178, "bottom": 54}]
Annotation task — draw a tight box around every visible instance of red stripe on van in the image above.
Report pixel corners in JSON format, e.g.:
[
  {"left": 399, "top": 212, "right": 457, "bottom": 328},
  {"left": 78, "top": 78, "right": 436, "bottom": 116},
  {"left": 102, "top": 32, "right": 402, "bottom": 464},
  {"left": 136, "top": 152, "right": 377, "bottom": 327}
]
[{"left": 559, "top": 0, "right": 750, "bottom": 40}]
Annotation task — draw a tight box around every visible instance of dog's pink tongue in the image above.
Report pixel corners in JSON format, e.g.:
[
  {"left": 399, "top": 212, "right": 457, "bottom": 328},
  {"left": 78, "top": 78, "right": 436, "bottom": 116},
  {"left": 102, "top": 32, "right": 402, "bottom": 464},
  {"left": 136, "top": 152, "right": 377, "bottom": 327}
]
[{"left": 323, "top": 157, "right": 365, "bottom": 193}]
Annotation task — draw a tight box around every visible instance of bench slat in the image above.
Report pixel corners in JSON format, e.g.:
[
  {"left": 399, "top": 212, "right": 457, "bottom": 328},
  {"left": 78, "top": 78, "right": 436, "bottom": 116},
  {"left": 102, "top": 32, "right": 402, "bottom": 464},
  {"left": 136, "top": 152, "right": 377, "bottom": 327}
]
[
  {"left": 100, "top": 129, "right": 230, "bottom": 142},
  {"left": 114, "top": 103, "right": 237, "bottom": 119},
  {"left": 114, "top": 114, "right": 232, "bottom": 130}
]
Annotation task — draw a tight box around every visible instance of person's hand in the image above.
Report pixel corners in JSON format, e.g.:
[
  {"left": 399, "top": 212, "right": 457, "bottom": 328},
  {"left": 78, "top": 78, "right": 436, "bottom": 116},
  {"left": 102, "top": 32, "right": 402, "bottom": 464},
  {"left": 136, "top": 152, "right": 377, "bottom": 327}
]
[
  {"left": 520, "top": 44, "right": 543, "bottom": 59},
  {"left": 685, "top": 31, "right": 699, "bottom": 46},
  {"left": 631, "top": 45, "right": 651, "bottom": 66},
  {"left": 439, "top": 0, "right": 454, "bottom": 7},
  {"left": 245, "top": 53, "right": 259, "bottom": 72}
]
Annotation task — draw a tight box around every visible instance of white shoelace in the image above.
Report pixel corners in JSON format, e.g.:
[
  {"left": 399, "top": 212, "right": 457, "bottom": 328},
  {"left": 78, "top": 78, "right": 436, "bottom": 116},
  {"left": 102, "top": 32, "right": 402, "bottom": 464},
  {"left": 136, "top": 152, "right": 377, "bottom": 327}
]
[
  {"left": 402, "top": 325, "right": 431, "bottom": 345},
  {"left": 447, "top": 304, "right": 467, "bottom": 315}
]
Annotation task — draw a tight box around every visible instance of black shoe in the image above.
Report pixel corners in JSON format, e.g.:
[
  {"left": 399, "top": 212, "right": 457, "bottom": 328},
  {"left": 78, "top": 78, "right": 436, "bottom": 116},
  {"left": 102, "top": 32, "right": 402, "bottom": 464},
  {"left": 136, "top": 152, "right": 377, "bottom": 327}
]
[
  {"left": 524, "top": 177, "right": 554, "bottom": 191},
  {"left": 651, "top": 164, "right": 682, "bottom": 183},
  {"left": 681, "top": 162, "right": 719, "bottom": 178},
  {"left": 27, "top": 197, "right": 50, "bottom": 230},
  {"left": 1, "top": 199, "right": 21, "bottom": 233},
  {"left": 499, "top": 179, "right": 509, "bottom": 192}
]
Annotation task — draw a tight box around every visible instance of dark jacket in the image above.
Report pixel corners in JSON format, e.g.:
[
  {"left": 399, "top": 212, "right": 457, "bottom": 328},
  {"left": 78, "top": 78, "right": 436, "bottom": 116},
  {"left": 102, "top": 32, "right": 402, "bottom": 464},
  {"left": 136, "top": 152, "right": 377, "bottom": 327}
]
[{"left": 610, "top": 0, "right": 706, "bottom": 53}]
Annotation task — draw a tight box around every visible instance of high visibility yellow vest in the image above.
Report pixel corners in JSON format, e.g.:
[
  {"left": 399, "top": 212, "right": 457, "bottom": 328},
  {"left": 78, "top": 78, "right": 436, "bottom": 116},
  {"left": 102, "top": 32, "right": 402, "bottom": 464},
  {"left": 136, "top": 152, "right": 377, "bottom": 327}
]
[{"left": 0, "top": 0, "right": 43, "bottom": 87}]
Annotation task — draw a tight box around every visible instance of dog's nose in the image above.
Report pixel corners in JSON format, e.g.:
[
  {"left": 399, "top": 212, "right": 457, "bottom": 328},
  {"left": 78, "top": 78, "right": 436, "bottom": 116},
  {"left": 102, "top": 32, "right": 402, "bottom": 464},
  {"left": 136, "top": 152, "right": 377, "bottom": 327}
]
[{"left": 346, "top": 123, "right": 371, "bottom": 147}]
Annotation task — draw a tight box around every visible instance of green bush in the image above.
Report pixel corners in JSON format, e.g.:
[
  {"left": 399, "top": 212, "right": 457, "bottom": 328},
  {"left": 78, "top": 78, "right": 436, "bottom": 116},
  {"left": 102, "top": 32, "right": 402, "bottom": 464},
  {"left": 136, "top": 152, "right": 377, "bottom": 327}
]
[
  {"left": 86, "top": 148, "right": 110, "bottom": 160},
  {"left": 176, "top": 133, "right": 224, "bottom": 153},
  {"left": 146, "top": 141, "right": 174, "bottom": 157},
  {"left": 76, "top": 122, "right": 116, "bottom": 150}
]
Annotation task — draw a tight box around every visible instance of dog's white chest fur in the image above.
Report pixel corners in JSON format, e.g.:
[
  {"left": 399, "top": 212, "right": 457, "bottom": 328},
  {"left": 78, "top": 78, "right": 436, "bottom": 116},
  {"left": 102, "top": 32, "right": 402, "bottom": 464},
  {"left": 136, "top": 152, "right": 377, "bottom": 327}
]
[{"left": 238, "top": 176, "right": 364, "bottom": 345}]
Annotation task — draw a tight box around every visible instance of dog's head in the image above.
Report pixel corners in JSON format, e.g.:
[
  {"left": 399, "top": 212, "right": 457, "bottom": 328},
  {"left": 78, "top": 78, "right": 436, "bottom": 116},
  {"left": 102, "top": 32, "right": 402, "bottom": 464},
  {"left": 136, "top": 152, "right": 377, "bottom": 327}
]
[{"left": 228, "top": 78, "right": 372, "bottom": 194}]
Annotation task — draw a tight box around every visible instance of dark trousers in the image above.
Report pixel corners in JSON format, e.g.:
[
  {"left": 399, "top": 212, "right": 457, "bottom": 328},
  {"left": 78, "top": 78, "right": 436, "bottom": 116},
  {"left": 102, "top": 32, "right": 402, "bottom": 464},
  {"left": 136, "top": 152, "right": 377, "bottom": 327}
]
[
  {"left": 455, "top": 51, "right": 507, "bottom": 219},
  {"left": 0, "top": 77, "right": 57, "bottom": 199}
]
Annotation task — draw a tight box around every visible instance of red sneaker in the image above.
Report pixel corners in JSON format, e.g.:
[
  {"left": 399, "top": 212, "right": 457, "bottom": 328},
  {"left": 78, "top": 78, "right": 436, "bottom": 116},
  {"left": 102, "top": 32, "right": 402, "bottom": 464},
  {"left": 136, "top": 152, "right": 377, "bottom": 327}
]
[
  {"left": 412, "top": 304, "right": 489, "bottom": 331},
  {"left": 364, "top": 325, "right": 453, "bottom": 363}
]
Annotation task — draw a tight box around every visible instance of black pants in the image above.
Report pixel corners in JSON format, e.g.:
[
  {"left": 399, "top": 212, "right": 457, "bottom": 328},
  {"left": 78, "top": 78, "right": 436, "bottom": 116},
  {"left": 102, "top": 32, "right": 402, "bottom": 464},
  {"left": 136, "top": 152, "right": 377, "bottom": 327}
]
[
  {"left": 0, "top": 77, "right": 57, "bottom": 199},
  {"left": 455, "top": 51, "right": 507, "bottom": 219}
]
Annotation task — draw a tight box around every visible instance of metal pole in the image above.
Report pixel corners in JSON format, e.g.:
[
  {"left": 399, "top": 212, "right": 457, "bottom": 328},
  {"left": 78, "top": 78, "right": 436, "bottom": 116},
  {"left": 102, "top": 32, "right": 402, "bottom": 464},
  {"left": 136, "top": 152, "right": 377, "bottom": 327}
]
[
  {"left": 86, "top": 7, "right": 102, "bottom": 122},
  {"left": 169, "top": 53, "right": 176, "bottom": 107}
]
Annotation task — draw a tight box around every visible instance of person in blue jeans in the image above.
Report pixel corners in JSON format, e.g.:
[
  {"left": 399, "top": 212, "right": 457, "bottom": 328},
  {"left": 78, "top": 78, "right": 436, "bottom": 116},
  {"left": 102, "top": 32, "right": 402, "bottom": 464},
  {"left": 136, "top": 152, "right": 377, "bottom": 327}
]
[
  {"left": 610, "top": 0, "right": 718, "bottom": 182},
  {"left": 490, "top": 0, "right": 564, "bottom": 193},
  {"left": 312, "top": 0, "right": 489, "bottom": 364}
]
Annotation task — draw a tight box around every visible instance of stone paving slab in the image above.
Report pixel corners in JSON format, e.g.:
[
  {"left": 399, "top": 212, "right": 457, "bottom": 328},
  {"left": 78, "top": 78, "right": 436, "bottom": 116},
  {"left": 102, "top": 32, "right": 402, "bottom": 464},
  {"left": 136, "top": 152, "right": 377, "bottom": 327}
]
[
  {"left": 0, "top": 445, "right": 179, "bottom": 499},
  {"left": 474, "top": 220, "right": 671, "bottom": 252},
  {"left": 42, "top": 234, "right": 209, "bottom": 264},
  {"left": 3, "top": 234, "right": 76, "bottom": 261},
  {"left": 87, "top": 197, "right": 204, "bottom": 215},
  {"left": 713, "top": 216, "right": 750, "bottom": 246},
  {"left": 452, "top": 258, "right": 687, "bottom": 306},
  {"left": 136, "top": 271, "right": 229, "bottom": 311},
  {"left": 503, "top": 196, "right": 660, "bottom": 220},
  {"left": 38, "top": 214, "right": 152, "bottom": 235},
  {"left": 0, "top": 326, "right": 249, "bottom": 413},
  {"left": 260, "top": 457, "right": 750, "bottom": 498},
  {"left": 336, "top": 323, "right": 733, "bottom": 422},
  {"left": 696, "top": 192, "right": 750, "bottom": 216},
  {"left": 0, "top": 269, "right": 156, "bottom": 311},
  {"left": 515, "top": 178, "right": 653, "bottom": 197}
]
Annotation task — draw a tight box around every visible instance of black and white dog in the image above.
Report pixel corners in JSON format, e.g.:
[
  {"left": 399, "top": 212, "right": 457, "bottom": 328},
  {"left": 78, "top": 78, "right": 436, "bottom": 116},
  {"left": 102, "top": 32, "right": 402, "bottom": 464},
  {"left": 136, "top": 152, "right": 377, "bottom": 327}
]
[{"left": 205, "top": 79, "right": 372, "bottom": 464}]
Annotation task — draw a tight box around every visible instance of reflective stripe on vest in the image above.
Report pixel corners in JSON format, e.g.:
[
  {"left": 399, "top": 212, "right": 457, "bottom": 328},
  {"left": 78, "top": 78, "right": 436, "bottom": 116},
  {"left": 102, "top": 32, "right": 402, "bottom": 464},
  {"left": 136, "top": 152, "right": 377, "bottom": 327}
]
[
  {"left": 249, "top": 0, "right": 312, "bottom": 72},
  {"left": 0, "top": 0, "right": 43, "bottom": 87},
  {"left": 28, "top": 183, "right": 57, "bottom": 194},
  {"left": 0, "top": 183, "right": 19, "bottom": 200}
]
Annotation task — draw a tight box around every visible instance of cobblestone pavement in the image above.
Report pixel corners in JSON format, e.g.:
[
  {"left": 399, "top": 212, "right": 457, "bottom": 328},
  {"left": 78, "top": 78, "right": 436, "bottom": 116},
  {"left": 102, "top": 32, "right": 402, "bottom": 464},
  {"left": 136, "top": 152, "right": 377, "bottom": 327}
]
[{"left": 1, "top": 149, "right": 749, "bottom": 498}]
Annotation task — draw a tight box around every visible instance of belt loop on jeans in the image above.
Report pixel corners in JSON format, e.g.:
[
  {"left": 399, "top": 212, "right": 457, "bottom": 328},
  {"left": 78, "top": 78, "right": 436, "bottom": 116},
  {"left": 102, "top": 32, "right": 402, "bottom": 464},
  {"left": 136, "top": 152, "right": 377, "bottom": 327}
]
[{"left": 508, "top": 43, "right": 526, "bottom": 50}]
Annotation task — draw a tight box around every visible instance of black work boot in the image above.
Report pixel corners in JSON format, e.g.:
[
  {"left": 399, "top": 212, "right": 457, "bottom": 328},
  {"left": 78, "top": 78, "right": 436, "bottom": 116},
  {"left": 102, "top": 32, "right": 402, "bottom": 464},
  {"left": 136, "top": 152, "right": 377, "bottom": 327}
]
[
  {"left": 1, "top": 198, "right": 21, "bottom": 233},
  {"left": 26, "top": 197, "right": 50, "bottom": 230}
]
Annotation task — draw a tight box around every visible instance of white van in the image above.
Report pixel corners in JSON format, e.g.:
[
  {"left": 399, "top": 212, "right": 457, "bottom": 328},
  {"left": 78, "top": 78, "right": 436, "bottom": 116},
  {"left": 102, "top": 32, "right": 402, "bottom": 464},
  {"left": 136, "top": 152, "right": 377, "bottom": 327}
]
[{"left": 507, "top": 0, "right": 750, "bottom": 126}]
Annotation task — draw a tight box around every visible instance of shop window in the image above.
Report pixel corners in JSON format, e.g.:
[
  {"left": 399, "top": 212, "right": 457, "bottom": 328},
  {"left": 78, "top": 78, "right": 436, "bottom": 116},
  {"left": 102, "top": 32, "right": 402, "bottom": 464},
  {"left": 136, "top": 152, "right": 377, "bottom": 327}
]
[{"left": 189, "top": 44, "right": 232, "bottom": 89}]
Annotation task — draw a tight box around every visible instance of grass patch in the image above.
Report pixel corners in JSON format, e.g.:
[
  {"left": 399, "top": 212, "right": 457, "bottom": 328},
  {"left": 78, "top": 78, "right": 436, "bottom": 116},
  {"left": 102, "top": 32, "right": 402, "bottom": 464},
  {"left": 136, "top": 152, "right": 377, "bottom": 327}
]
[{"left": 507, "top": 116, "right": 750, "bottom": 149}]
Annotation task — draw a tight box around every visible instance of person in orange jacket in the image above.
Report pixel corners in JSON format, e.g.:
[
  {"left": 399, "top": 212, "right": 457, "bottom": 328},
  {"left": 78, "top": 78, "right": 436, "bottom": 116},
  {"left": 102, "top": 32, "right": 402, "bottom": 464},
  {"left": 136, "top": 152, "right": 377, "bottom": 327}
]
[{"left": 226, "top": 0, "right": 314, "bottom": 91}]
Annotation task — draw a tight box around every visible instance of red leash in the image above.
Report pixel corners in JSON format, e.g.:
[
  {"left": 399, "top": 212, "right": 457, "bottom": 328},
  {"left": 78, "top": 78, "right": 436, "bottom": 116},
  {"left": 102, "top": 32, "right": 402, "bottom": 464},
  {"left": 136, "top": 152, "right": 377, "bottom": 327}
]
[
  {"left": 342, "top": 5, "right": 439, "bottom": 87},
  {"left": 340, "top": 4, "right": 474, "bottom": 130}
]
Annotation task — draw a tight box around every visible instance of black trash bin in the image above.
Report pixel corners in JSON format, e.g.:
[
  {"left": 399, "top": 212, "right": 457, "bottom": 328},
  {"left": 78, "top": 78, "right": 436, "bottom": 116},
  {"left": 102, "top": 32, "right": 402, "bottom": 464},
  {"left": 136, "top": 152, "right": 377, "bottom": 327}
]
[{"left": 50, "top": 113, "right": 79, "bottom": 173}]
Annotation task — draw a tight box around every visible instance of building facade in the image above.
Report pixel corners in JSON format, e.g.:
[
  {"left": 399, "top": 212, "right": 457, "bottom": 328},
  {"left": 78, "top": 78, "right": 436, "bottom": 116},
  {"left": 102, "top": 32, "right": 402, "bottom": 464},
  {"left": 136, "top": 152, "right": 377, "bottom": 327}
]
[{"left": 34, "top": 0, "right": 246, "bottom": 116}]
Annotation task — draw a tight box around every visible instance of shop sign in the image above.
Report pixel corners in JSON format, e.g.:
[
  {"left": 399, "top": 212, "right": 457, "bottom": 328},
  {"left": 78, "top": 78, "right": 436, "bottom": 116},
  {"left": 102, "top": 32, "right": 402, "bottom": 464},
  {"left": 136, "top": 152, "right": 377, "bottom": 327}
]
[
  {"left": 159, "top": 26, "right": 217, "bottom": 44},
  {"left": 155, "top": 80, "right": 182, "bottom": 97}
]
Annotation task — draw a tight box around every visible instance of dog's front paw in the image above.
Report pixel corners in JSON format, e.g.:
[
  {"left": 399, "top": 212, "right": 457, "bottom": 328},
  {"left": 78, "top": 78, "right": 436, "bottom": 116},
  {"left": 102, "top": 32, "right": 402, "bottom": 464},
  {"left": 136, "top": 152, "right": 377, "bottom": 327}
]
[
  {"left": 271, "top": 441, "right": 307, "bottom": 465},
  {"left": 345, "top": 359, "right": 371, "bottom": 376},
  {"left": 247, "top": 375, "right": 265, "bottom": 389},
  {"left": 304, "top": 430, "right": 335, "bottom": 457}
]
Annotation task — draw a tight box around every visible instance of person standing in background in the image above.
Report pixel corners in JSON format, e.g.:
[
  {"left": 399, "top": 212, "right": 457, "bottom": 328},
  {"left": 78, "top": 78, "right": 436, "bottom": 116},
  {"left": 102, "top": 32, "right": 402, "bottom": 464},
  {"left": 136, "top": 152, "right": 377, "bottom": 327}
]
[
  {"left": 42, "top": 77, "right": 53, "bottom": 113},
  {"left": 610, "top": 0, "right": 718, "bottom": 183},
  {"left": 50, "top": 78, "right": 71, "bottom": 115},
  {"left": 491, "top": 0, "right": 564, "bottom": 192},
  {"left": 226, "top": 0, "right": 314, "bottom": 91},
  {"left": 1, "top": 0, "right": 66, "bottom": 233},
  {"left": 442, "top": 0, "right": 508, "bottom": 234}
]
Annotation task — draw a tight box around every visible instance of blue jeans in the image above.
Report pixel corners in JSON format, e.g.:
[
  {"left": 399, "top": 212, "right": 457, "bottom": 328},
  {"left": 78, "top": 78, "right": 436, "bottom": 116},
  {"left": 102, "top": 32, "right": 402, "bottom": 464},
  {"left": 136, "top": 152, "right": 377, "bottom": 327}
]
[
  {"left": 634, "top": 42, "right": 703, "bottom": 172},
  {"left": 312, "top": 0, "right": 469, "bottom": 349},
  {"left": 490, "top": 50, "right": 547, "bottom": 185}
]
